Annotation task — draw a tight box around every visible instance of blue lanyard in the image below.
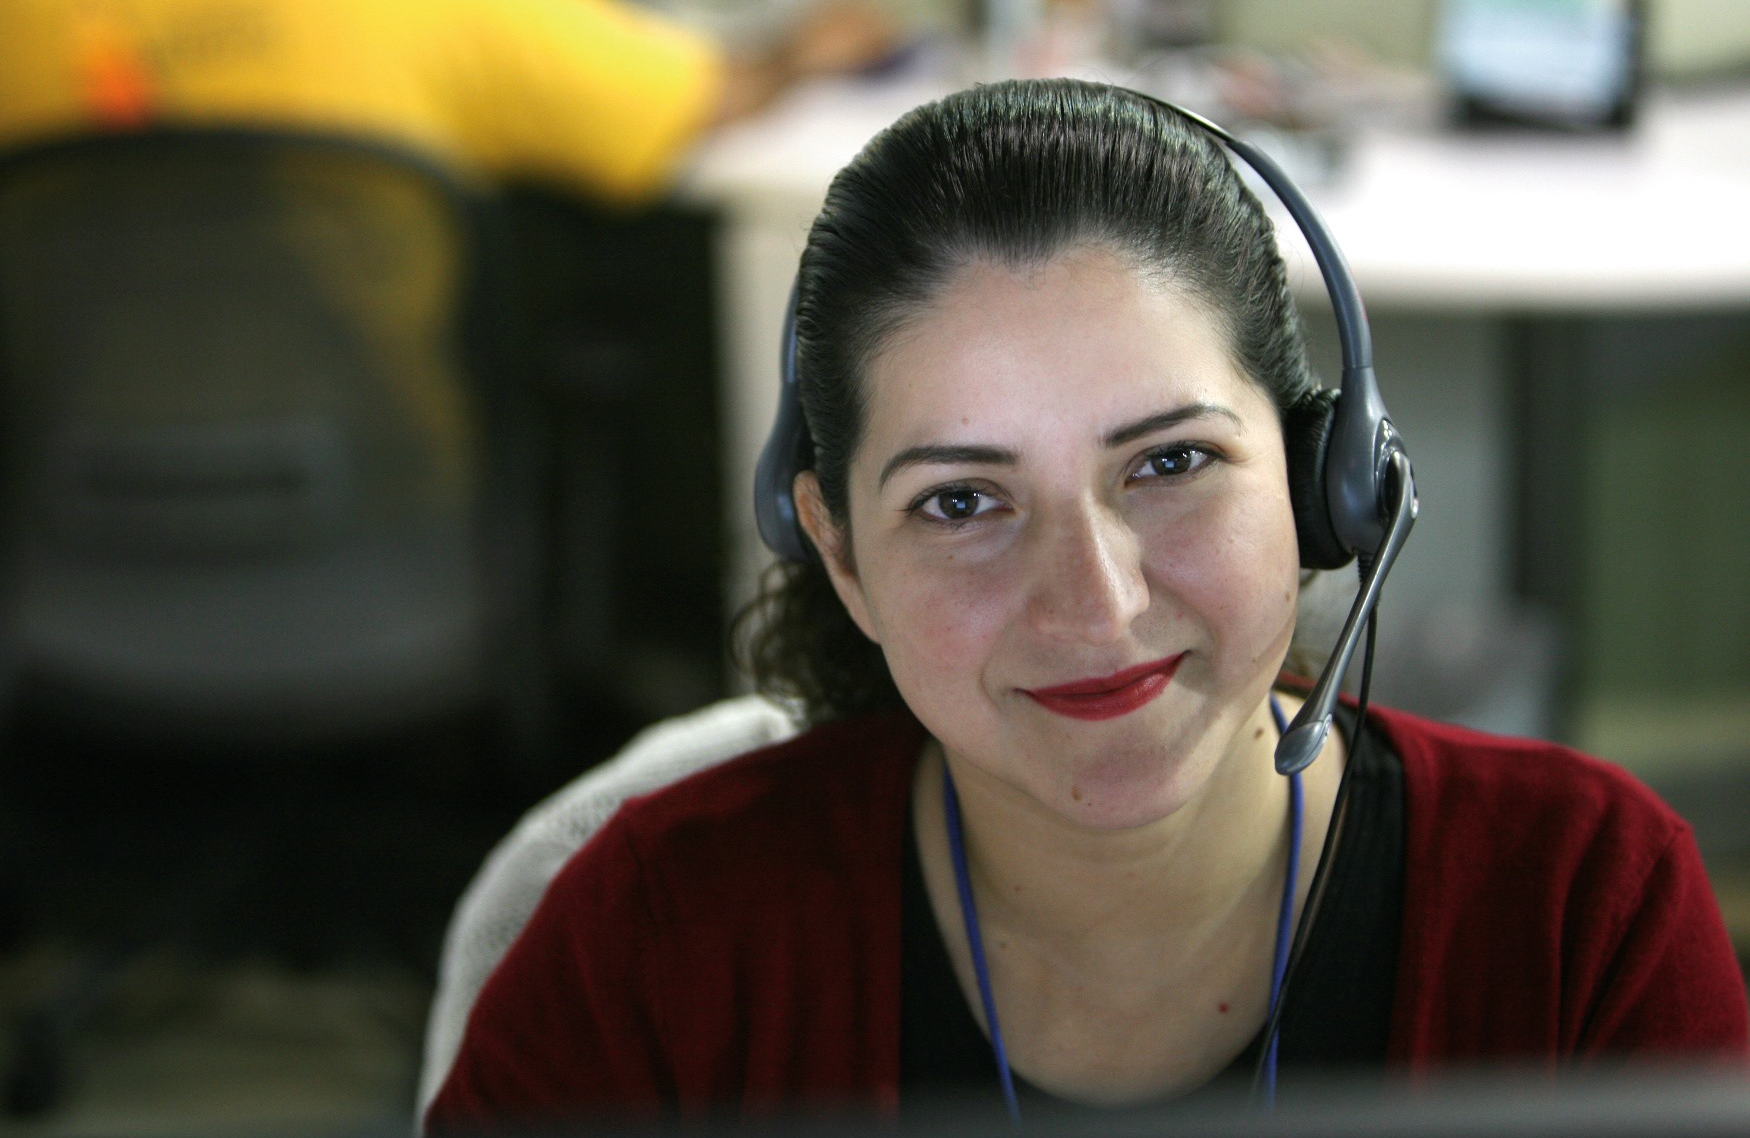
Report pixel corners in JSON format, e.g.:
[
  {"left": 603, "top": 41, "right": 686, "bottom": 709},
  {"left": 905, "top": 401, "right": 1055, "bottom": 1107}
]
[{"left": 942, "top": 695, "right": 1303, "bottom": 1122}]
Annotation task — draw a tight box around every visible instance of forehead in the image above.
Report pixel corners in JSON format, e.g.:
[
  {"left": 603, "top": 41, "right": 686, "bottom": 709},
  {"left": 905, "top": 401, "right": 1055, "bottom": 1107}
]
[{"left": 856, "top": 248, "right": 1263, "bottom": 460}]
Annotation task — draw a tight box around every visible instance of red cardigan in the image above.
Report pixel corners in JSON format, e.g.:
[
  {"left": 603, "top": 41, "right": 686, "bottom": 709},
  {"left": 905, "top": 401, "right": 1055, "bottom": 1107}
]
[{"left": 427, "top": 707, "right": 1748, "bottom": 1129}]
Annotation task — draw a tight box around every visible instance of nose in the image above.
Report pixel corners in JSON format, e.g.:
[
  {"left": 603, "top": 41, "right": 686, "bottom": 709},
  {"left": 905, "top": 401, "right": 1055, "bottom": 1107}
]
[{"left": 1023, "top": 500, "right": 1150, "bottom": 646}]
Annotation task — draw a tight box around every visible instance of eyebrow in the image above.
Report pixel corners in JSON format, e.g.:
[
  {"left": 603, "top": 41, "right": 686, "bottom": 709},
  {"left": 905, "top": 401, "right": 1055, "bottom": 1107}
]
[
  {"left": 1102, "top": 402, "right": 1243, "bottom": 447},
  {"left": 878, "top": 444, "right": 1016, "bottom": 489},
  {"left": 875, "top": 402, "right": 1244, "bottom": 490}
]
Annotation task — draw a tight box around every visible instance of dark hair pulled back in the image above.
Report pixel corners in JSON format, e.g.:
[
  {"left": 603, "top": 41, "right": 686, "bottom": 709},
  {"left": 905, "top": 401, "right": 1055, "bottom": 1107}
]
[{"left": 733, "top": 78, "right": 1317, "bottom": 727}]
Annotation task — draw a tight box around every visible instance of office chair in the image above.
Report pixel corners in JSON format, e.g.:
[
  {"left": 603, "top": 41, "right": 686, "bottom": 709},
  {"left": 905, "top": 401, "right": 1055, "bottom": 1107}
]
[
  {"left": 417, "top": 694, "right": 799, "bottom": 1115},
  {"left": 0, "top": 127, "right": 552, "bottom": 744},
  {"left": 0, "top": 127, "right": 553, "bottom": 1113}
]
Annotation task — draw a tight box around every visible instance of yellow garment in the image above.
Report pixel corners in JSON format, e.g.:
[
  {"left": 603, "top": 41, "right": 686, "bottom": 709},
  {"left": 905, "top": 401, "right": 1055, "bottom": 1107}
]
[{"left": 0, "top": 0, "right": 724, "bottom": 202}]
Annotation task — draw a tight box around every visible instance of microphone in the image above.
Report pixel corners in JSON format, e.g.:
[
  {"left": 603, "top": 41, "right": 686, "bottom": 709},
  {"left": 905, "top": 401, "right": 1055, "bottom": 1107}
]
[{"left": 1275, "top": 449, "right": 1418, "bottom": 776}]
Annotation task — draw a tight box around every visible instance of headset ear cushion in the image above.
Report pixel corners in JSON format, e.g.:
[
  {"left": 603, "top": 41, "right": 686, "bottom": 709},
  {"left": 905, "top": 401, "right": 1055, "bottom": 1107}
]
[{"left": 1284, "top": 389, "right": 1352, "bottom": 570}]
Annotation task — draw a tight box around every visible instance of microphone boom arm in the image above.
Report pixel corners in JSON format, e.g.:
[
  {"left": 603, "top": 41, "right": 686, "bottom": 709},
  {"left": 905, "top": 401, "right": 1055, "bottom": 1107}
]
[{"left": 1275, "top": 449, "right": 1418, "bottom": 776}]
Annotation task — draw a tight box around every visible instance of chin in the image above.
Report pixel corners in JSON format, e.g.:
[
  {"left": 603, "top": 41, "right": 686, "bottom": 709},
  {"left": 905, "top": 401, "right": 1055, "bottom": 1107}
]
[{"left": 1041, "top": 742, "right": 1212, "bottom": 832}]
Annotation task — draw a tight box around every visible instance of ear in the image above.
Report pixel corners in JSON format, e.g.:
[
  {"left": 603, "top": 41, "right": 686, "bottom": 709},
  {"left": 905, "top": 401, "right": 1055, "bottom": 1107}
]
[
  {"left": 1282, "top": 389, "right": 1352, "bottom": 570},
  {"left": 794, "top": 471, "right": 881, "bottom": 644}
]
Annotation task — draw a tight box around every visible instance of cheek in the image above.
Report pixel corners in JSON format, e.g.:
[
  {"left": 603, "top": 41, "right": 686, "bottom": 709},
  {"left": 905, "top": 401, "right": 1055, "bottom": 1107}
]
[
  {"left": 1142, "top": 484, "right": 1301, "bottom": 656},
  {"left": 858, "top": 552, "right": 1019, "bottom": 692}
]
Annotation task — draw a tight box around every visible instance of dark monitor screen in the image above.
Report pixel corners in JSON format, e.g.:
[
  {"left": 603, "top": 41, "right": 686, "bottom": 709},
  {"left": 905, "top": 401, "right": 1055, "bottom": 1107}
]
[{"left": 425, "top": 1068, "right": 1750, "bottom": 1138}]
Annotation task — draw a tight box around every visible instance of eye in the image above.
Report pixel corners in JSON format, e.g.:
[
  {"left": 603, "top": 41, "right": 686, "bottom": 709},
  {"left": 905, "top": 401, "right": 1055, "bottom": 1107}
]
[
  {"left": 912, "top": 485, "right": 1002, "bottom": 524},
  {"left": 1131, "top": 444, "right": 1215, "bottom": 481}
]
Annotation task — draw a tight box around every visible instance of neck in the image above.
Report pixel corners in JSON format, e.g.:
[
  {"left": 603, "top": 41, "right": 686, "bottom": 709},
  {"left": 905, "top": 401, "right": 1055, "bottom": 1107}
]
[{"left": 910, "top": 689, "right": 1348, "bottom": 1104}]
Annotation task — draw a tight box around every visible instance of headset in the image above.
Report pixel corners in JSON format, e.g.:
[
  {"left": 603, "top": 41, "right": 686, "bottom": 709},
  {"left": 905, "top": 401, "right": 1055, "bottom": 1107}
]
[{"left": 752, "top": 89, "right": 1418, "bottom": 780}]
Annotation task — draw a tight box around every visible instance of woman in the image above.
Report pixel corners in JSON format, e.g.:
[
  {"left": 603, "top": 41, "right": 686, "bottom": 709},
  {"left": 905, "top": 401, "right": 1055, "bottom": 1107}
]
[{"left": 427, "top": 79, "right": 1747, "bottom": 1130}]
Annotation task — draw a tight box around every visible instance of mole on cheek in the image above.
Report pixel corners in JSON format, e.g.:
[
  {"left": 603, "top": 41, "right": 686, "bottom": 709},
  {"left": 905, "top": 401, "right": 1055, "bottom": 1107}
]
[{"left": 1070, "top": 786, "right": 1083, "bottom": 802}]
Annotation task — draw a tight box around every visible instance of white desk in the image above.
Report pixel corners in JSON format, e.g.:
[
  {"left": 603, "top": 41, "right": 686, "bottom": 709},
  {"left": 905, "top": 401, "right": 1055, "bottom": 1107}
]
[
  {"left": 688, "top": 80, "right": 1750, "bottom": 308},
  {"left": 1303, "top": 92, "right": 1750, "bottom": 310},
  {"left": 680, "top": 80, "right": 1750, "bottom": 759}
]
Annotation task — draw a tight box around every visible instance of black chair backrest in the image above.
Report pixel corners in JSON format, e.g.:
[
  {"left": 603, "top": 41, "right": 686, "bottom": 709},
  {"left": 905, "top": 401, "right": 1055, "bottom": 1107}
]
[{"left": 0, "top": 129, "right": 536, "bottom": 745}]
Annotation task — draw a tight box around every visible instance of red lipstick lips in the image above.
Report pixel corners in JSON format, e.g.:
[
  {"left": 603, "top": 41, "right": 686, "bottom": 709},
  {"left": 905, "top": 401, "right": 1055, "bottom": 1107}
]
[{"left": 1023, "top": 654, "right": 1184, "bottom": 721}]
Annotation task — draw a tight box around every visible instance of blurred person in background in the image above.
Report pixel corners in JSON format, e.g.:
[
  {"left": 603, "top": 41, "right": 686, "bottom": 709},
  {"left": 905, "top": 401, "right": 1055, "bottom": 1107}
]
[{"left": 0, "top": 0, "right": 897, "bottom": 203}]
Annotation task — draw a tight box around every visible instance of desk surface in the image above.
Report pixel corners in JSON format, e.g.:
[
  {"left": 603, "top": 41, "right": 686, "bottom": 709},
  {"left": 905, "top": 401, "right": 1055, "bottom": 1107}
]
[{"left": 682, "top": 78, "right": 1750, "bottom": 311}]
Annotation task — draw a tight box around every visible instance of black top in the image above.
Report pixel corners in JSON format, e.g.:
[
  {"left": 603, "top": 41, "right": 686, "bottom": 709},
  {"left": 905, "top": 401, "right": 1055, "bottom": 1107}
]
[{"left": 897, "top": 706, "right": 1404, "bottom": 1115}]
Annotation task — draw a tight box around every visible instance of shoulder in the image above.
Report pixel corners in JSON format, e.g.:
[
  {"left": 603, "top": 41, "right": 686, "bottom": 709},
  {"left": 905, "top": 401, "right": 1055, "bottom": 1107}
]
[
  {"left": 1373, "top": 706, "right": 1748, "bottom": 1063},
  {"left": 436, "top": 0, "right": 722, "bottom": 200},
  {"left": 547, "top": 709, "right": 928, "bottom": 930},
  {"left": 609, "top": 709, "right": 928, "bottom": 856},
  {"left": 1372, "top": 704, "right": 1705, "bottom": 1001},
  {"left": 433, "top": 710, "right": 925, "bottom": 1120},
  {"left": 1370, "top": 704, "right": 1688, "bottom": 869}
]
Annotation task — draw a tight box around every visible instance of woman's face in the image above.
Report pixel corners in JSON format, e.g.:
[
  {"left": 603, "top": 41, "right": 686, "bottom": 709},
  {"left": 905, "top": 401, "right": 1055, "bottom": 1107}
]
[{"left": 800, "top": 246, "right": 1301, "bottom": 830}]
